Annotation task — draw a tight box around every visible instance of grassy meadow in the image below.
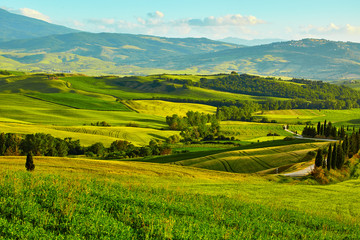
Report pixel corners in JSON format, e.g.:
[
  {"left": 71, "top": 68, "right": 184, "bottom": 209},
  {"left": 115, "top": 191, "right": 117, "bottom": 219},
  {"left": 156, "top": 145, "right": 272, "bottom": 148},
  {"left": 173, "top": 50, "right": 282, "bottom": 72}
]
[{"left": 1, "top": 156, "right": 360, "bottom": 239}]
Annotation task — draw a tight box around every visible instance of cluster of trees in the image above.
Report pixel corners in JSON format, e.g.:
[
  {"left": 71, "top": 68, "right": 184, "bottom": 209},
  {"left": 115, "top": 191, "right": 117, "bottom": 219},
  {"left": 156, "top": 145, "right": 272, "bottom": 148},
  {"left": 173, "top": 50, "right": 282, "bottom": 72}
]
[
  {"left": 90, "top": 121, "right": 111, "bottom": 127},
  {"left": 315, "top": 129, "right": 360, "bottom": 170},
  {"left": 315, "top": 143, "right": 345, "bottom": 170},
  {"left": 0, "top": 70, "right": 11, "bottom": 75},
  {"left": 166, "top": 111, "right": 220, "bottom": 142},
  {"left": 0, "top": 132, "right": 171, "bottom": 160},
  {"left": 216, "top": 104, "right": 258, "bottom": 121},
  {"left": 0, "top": 133, "right": 83, "bottom": 157},
  {"left": 302, "top": 120, "right": 346, "bottom": 139},
  {"left": 88, "top": 139, "right": 171, "bottom": 159}
]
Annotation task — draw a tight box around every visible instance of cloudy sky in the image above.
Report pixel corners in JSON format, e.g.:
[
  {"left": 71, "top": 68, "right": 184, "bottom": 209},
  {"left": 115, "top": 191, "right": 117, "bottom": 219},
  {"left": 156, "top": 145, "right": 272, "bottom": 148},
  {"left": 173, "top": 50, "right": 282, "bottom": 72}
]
[{"left": 2, "top": 0, "right": 360, "bottom": 42}]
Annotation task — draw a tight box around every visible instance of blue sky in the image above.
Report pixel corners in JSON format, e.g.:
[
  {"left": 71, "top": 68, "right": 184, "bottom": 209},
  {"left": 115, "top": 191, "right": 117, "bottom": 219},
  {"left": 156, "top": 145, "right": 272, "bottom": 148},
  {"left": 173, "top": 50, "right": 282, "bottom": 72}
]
[{"left": 2, "top": 0, "right": 360, "bottom": 42}]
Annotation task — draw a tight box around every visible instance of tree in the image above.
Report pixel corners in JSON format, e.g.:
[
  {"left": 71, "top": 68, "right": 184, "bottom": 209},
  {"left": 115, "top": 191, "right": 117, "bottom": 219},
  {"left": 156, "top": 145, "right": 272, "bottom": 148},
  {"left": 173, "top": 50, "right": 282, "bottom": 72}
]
[
  {"left": 331, "top": 143, "right": 337, "bottom": 169},
  {"left": 336, "top": 144, "right": 345, "bottom": 169},
  {"left": 87, "top": 142, "right": 105, "bottom": 157},
  {"left": 317, "top": 122, "right": 321, "bottom": 135},
  {"left": 25, "top": 152, "right": 35, "bottom": 171},
  {"left": 315, "top": 149, "right": 323, "bottom": 168},
  {"left": 326, "top": 144, "right": 332, "bottom": 171}
]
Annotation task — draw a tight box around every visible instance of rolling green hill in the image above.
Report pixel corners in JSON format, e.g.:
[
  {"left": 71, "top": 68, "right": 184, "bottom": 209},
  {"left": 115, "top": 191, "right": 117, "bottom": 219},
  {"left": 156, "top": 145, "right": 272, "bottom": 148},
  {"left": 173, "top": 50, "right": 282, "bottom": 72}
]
[{"left": 0, "top": 8, "right": 78, "bottom": 42}]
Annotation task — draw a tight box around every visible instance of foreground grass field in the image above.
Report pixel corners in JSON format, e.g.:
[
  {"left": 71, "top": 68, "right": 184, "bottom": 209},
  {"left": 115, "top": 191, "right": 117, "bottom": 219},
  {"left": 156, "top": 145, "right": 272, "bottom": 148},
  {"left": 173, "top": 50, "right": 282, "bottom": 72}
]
[{"left": 0, "top": 156, "right": 359, "bottom": 239}]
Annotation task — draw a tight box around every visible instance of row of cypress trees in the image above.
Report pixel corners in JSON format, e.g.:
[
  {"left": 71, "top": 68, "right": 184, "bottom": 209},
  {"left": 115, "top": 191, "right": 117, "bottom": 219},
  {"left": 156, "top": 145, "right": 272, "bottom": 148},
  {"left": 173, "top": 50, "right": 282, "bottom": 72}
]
[{"left": 315, "top": 130, "right": 360, "bottom": 170}]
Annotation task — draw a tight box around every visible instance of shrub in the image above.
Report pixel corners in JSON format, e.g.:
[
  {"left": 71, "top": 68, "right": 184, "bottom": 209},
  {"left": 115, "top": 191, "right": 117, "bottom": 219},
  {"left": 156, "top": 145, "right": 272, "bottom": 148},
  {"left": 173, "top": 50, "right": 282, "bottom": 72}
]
[{"left": 25, "top": 152, "right": 35, "bottom": 171}]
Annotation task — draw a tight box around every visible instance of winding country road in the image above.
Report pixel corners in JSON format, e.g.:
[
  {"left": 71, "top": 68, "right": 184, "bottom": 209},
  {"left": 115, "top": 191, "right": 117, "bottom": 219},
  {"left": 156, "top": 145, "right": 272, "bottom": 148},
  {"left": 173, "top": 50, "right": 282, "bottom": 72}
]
[
  {"left": 280, "top": 127, "right": 338, "bottom": 177},
  {"left": 283, "top": 164, "right": 314, "bottom": 177}
]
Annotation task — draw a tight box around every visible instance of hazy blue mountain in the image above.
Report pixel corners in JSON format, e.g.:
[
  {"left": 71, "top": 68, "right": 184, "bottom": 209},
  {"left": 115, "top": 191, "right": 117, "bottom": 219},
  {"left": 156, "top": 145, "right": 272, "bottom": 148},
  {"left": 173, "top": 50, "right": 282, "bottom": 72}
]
[
  {"left": 219, "top": 37, "right": 285, "bottom": 46},
  {"left": 148, "top": 38, "right": 360, "bottom": 80},
  {"left": 0, "top": 32, "right": 239, "bottom": 65},
  {"left": 0, "top": 8, "right": 78, "bottom": 42}
]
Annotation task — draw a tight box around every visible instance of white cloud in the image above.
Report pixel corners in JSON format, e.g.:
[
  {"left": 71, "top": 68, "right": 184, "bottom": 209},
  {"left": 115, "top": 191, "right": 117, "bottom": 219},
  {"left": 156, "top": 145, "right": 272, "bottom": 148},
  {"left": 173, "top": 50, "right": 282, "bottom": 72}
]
[
  {"left": 188, "top": 14, "right": 265, "bottom": 27},
  {"left": 19, "top": 8, "right": 51, "bottom": 22},
  {"left": 147, "top": 11, "right": 164, "bottom": 19},
  {"left": 299, "top": 23, "right": 360, "bottom": 41},
  {"left": 302, "top": 23, "right": 360, "bottom": 35},
  {"left": 64, "top": 12, "right": 265, "bottom": 39},
  {"left": 346, "top": 24, "right": 360, "bottom": 35}
]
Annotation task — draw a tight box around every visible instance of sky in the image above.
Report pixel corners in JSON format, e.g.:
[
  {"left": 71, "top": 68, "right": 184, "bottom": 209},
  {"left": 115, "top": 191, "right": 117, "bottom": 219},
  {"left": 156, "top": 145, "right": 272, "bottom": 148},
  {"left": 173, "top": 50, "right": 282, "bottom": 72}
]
[{"left": 2, "top": 0, "right": 360, "bottom": 42}]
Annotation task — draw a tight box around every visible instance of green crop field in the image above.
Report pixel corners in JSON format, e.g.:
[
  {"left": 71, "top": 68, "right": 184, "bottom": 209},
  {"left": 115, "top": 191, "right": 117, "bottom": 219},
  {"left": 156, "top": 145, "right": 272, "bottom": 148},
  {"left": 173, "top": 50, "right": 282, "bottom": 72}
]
[
  {"left": 27, "top": 92, "right": 131, "bottom": 111},
  {"left": 149, "top": 141, "right": 328, "bottom": 173},
  {"left": 0, "top": 156, "right": 359, "bottom": 239},
  {"left": 220, "top": 121, "right": 292, "bottom": 141},
  {"left": 124, "top": 100, "right": 217, "bottom": 117},
  {"left": 258, "top": 109, "right": 360, "bottom": 127}
]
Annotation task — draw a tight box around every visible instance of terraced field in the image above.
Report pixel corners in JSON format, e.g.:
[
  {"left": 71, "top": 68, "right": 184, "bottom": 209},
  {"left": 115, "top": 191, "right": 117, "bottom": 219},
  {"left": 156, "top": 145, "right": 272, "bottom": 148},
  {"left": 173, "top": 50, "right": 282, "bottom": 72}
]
[
  {"left": 28, "top": 92, "right": 131, "bottom": 111},
  {"left": 171, "top": 142, "right": 328, "bottom": 173},
  {"left": 220, "top": 121, "right": 292, "bottom": 141}
]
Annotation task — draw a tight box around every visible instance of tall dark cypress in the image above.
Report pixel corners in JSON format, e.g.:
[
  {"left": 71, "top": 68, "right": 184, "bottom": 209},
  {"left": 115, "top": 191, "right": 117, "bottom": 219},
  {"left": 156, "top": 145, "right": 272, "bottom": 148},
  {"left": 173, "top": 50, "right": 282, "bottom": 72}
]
[
  {"left": 336, "top": 145, "right": 345, "bottom": 169},
  {"left": 327, "top": 144, "right": 332, "bottom": 171},
  {"left": 331, "top": 143, "right": 337, "bottom": 169},
  {"left": 315, "top": 149, "right": 323, "bottom": 168},
  {"left": 320, "top": 125, "right": 324, "bottom": 136},
  {"left": 343, "top": 135, "right": 349, "bottom": 158},
  {"left": 317, "top": 122, "right": 321, "bottom": 135}
]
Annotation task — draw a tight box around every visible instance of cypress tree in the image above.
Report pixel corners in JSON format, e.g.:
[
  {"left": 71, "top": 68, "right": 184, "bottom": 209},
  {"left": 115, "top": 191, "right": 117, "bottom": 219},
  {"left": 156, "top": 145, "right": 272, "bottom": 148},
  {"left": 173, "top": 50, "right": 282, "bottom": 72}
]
[
  {"left": 320, "top": 125, "right": 324, "bottom": 136},
  {"left": 326, "top": 144, "right": 332, "bottom": 171},
  {"left": 25, "top": 152, "right": 35, "bottom": 171},
  {"left": 331, "top": 143, "right": 337, "bottom": 169},
  {"left": 317, "top": 122, "right": 321, "bottom": 135},
  {"left": 343, "top": 135, "right": 349, "bottom": 158},
  {"left": 336, "top": 145, "right": 345, "bottom": 169},
  {"left": 315, "top": 149, "right": 323, "bottom": 168}
]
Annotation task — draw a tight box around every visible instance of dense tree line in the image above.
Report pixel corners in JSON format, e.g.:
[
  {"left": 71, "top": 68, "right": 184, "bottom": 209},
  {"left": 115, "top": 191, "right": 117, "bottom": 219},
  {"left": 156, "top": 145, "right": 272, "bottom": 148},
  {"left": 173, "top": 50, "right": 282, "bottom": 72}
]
[
  {"left": 196, "top": 74, "right": 360, "bottom": 110},
  {"left": 0, "top": 133, "right": 83, "bottom": 156},
  {"left": 302, "top": 120, "right": 346, "bottom": 139},
  {"left": 88, "top": 139, "right": 171, "bottom": 159},
  {"left": 0, "top": 132, "right": 171, "bottom": 160},
  {"left": 166, "top": 111, "right": 221, "bottom": 142},
  {"left": 314, "top": 128, "right": 360, "bottom": 170},
  {"left": 216, "top": 105, "right": 257, "bottom": 121}
]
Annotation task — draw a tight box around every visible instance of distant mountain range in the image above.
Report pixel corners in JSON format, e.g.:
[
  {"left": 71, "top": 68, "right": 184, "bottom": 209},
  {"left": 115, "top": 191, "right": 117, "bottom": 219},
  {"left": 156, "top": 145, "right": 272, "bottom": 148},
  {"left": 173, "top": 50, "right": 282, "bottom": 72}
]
[
  {"left": 218, "top": 37, "right": 285, "bottom": 46},
  {"left": 1, "top": 8, "right": 360, "bottom": 80},
  {"left": 0, "top": 8, "right": 77, "bottom": 42}
]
